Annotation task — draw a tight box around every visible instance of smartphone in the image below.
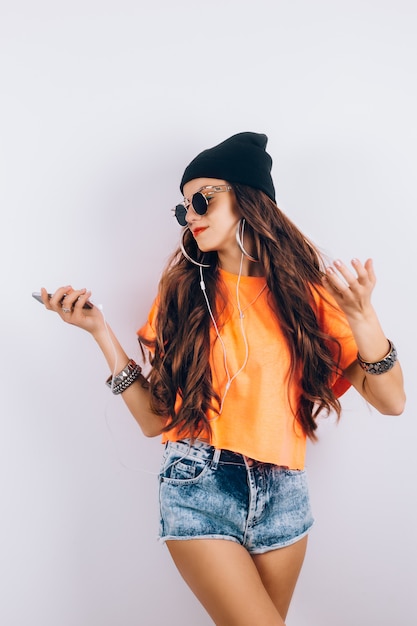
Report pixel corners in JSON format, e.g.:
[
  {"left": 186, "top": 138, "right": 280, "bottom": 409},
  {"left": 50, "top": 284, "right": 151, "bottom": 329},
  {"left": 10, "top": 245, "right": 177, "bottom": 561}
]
[{"left": 32, "top": 292, "right": 93, "bottom": 309}]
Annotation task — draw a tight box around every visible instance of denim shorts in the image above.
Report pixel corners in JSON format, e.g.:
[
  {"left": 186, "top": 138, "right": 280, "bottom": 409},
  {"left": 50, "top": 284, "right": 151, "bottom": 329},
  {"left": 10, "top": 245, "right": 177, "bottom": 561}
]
[{"left": 158, "top": 439, "right": 314, "bottom": 554}]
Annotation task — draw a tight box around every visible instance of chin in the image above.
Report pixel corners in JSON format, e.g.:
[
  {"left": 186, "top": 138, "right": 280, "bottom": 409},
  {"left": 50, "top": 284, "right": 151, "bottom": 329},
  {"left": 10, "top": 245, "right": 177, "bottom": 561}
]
[{"left": 196, "top": 243, "right": 215, "bottom": 253}]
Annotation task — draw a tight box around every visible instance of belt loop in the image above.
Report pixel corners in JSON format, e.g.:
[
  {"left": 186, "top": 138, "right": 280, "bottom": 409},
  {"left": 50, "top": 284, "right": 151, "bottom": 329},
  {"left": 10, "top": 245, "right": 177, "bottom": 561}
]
[{"left": 211, "top": 447, "right": 221, "bottom": 470}]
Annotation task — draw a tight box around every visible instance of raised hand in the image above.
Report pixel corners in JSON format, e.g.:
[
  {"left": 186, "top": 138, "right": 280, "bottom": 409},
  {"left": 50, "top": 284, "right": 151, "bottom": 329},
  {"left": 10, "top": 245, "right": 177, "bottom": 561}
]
[{"left": 322, "top": 258, "right": 376, "bottom": 321}]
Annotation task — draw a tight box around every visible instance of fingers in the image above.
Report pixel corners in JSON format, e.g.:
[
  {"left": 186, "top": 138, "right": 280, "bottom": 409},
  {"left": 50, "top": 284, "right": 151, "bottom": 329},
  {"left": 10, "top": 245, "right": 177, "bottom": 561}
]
[
  {"left": 363, "top": 258, "right": 375, "bottom": 283},
  {"left": 43, "top": 286, "right": 92, "bottom": 317},
  {"left": 61, "top": 289, "right": 93, "bottom": 316},
  {"left": 39, "top": 287, "right": 51, "bottom": 306},
  {"left": 41, "top": 286, "right": 72, "bottom": 310},
  {"left": 73, "top": 289, "right": 93, "bottom": 310},
  {"left": 322, "top": 258, "right": 375, "bottom": 296}
]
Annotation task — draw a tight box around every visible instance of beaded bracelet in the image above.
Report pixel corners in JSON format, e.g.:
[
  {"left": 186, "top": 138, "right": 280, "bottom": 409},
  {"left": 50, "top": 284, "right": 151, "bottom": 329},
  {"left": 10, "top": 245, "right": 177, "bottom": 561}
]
[
  {"left": 106, "top": 359, "right": 142, "bottom": 395},
  {"left": 357, "top": 340, "right": 397, "bottom": 375}
]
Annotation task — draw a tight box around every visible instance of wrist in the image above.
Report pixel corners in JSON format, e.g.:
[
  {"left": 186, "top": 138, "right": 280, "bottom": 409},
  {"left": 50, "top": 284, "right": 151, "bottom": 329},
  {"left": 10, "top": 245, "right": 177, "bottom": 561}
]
[
  {"left": 345, "top": 303, "right": 377, "bottom": 325},
  {"left": 91, "top": 323, "right": 119, "bottom": 353}
]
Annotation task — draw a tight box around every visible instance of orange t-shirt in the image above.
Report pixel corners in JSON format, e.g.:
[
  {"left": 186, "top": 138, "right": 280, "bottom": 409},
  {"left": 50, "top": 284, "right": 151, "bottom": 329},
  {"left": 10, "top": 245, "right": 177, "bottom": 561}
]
[{"left": 138, "top": 269, "right": 358, "bottom": 469}]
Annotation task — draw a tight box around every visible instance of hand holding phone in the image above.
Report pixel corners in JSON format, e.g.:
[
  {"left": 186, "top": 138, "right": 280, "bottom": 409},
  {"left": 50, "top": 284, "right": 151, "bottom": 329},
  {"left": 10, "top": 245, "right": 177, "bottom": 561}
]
[{"left": 32, "top": 292, "right": 93, "bottom": 309}]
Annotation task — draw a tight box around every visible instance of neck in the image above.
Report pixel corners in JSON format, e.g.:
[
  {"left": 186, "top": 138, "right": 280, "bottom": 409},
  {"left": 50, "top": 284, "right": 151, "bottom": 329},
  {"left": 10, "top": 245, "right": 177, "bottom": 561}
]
[{"left": 217, "top": 250, "right": 264, "bottom": 277}]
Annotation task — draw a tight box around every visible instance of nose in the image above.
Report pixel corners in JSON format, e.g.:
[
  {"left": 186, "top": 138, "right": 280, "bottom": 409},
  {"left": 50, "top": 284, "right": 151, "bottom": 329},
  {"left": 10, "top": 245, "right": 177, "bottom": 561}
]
[{"left": 185, "top": 203, "right": 201, "bottom": 225}]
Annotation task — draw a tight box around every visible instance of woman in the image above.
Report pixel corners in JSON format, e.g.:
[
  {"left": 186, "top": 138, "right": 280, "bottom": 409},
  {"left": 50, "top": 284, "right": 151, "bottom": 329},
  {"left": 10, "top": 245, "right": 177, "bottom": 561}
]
[{"left": 39, "top": 132, "right": 405, "bottom": 626}]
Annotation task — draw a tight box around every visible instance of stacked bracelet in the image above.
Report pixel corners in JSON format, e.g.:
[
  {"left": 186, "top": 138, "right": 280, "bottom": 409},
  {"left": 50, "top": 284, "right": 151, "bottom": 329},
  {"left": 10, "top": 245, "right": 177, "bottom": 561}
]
[
  {"left": 357, "top": 340, "right": 398, "bottom": 375},
  {"left": 106, "top": 359, "right": 142, "bottom": 395}
]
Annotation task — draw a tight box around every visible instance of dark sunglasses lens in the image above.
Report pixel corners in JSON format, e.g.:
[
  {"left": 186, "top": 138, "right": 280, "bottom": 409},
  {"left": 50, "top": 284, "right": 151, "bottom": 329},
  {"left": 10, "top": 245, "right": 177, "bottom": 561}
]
[
  {"left": 175, "top": 204, "right": 187, "bottom": 226},
  {"left": 192, "top": 192, "right": 208, "bottom": 215}
]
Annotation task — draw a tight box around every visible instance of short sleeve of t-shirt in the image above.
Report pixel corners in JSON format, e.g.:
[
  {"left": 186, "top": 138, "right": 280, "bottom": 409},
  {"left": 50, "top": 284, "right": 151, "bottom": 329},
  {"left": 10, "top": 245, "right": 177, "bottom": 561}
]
[{"left": 137, "top": 296, "right": 159, "bottom": 348}]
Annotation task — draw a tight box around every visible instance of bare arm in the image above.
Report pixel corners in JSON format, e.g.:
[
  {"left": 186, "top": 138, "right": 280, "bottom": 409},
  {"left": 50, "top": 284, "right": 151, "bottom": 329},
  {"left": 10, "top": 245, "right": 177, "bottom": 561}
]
[
  {"left": 322, "top": 258, "right": 406, "bottom": 416},
  {"left": 40, "top": 286, "right": 166, "bottom": 437}
]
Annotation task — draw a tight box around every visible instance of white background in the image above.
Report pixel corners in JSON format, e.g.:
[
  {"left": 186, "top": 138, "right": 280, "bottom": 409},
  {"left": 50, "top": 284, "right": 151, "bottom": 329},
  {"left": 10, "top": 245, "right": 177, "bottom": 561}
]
[{"left": 1, "top": 1, "right": 416, "bottom": 624}]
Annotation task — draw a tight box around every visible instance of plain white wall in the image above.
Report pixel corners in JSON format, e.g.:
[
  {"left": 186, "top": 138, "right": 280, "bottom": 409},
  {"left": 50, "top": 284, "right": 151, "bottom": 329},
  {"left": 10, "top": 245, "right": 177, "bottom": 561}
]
[{"left": 1, "top": 1, "right": 416, "bottom": 624}]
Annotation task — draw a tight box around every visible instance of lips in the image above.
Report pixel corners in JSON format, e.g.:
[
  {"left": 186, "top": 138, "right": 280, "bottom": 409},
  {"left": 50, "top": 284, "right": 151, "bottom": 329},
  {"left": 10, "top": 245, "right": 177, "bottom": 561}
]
[{"left": 192, "top": 227, "right": 208, "bottom": 237}]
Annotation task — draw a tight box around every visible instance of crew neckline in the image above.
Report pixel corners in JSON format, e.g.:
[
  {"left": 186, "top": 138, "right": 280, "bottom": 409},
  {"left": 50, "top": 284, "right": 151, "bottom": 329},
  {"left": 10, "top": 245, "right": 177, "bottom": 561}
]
[{"left": 218, "top": 267, "right": 266, "bottom": 284}]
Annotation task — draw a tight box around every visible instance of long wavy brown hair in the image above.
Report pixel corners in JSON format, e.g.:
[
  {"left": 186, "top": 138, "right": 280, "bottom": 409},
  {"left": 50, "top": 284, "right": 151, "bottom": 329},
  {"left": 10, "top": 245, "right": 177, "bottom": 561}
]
[{"left": 138, "top": 184, "right": 344, "bottom": 440}]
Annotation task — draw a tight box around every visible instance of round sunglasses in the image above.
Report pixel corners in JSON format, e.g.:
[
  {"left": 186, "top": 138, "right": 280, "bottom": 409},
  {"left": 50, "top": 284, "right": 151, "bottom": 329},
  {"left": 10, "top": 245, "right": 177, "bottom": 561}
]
[{"left": 172, "top": 185, "right": 232, "bottom": 226}]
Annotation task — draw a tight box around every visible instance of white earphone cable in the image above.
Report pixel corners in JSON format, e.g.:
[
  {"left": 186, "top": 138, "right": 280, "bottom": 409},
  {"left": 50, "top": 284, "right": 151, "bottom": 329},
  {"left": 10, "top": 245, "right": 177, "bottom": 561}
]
[{"left": 199, "top": 249, "right": 250, "bottom": 413}]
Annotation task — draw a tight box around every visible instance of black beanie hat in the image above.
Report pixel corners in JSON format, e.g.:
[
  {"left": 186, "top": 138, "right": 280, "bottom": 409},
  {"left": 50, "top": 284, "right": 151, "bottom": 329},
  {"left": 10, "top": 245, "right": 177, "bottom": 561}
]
[{"left": 180, "top": 131, "right": 276, "bottom": 202}]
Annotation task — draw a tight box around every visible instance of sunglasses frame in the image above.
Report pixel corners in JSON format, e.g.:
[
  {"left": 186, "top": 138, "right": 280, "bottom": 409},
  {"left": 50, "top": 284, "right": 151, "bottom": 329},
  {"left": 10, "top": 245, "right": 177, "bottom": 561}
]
[{"left": 172, "top": 185, "right": 232, "bottom": 226}]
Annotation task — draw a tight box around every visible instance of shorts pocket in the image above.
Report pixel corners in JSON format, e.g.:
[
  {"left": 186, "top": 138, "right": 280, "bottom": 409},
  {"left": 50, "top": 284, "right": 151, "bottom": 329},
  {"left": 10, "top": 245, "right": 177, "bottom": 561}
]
[{"left": 159, "top": 452, "right": 212, "bottom": 485}]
